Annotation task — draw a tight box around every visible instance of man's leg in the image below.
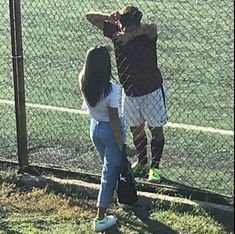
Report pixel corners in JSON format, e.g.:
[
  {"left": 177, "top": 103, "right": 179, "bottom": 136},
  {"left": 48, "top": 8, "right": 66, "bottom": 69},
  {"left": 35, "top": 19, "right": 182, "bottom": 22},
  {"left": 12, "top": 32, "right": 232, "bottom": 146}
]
[
  {"left": 147, "top": 126, "right": 165, "bottom": 182},
  {"left": 130, "top": 123, "right": 148, "bottom": 165},
  {"left": 148, "top": 126, "right": 165, "bottom": 169}
]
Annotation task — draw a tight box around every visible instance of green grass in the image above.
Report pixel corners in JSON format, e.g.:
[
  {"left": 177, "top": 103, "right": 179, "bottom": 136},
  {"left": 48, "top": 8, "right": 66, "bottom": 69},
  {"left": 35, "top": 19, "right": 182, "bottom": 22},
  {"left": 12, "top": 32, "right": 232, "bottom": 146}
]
[
  {"left": 1, "top": 106, "right": 233, "bottom": 196},
  {"left": 0, "top": 171, "right": 232, "bottom": 234},
  {"left": 0, "top": 0, "right": 233, "bottom": 127},
  {"left": 0, "top": 0, "right": 234, "bottom": 197}
]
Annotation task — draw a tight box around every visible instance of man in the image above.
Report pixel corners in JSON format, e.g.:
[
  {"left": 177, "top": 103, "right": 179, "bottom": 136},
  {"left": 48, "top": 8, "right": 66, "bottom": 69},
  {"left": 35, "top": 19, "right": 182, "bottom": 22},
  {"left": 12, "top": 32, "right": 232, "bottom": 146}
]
[{"left": 86, "top": 6, "right": 167, "bottom": 182}]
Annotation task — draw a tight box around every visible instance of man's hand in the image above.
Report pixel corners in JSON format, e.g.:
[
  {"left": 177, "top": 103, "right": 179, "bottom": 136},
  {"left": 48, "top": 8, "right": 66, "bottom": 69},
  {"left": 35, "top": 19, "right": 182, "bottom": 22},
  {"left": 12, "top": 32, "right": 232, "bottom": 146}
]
[
  {"left": 112, "top": 32, "right": 130, "bottom": 46},
  {"left": 127, "top": 23, "right": 157, "bottom": 40},
  {"left": 112, "top": 23, "right": 157, "bottom": 45},
  {"left": 86, "top": 12, "right": 110, "bottom": 30},
  {"left": 109, "top": 10, "right": 121, "bottom": 23}
]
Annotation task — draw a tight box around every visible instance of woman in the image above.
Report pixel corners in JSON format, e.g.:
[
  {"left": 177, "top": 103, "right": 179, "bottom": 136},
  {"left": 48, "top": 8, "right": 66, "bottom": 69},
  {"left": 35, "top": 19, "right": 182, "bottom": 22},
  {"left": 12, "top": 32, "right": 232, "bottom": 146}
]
[{"left": 79, "top": 46, "right": 124, "bottom": 232}]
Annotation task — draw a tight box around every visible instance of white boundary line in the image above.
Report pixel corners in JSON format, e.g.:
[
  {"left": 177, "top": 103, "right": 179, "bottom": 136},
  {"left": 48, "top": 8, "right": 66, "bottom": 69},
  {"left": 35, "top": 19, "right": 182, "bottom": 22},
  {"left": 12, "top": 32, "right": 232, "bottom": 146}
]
[
  {"left": 166, "top": 122, "right": 234, "bottom": 136},
  {"left": 1, "top": 99, "right": 234, "bottom": 136}
]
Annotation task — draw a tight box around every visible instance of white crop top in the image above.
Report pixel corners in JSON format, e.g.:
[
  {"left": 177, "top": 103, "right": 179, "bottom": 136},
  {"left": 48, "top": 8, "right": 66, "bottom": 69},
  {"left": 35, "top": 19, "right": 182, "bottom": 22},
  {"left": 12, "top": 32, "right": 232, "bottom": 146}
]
[{"left": 81, "top": 81, "right": 121, "bottom": 122}]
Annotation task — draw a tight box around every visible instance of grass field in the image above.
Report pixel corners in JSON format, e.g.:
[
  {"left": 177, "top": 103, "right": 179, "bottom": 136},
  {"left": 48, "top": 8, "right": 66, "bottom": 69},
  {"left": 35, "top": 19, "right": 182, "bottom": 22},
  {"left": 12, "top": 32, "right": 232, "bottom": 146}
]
[
  {"left": 0, "top": 0, "right": 234, "bottom": 196},
  {"left": 0, "top": 169, "right": 233, "bottom": 234}
]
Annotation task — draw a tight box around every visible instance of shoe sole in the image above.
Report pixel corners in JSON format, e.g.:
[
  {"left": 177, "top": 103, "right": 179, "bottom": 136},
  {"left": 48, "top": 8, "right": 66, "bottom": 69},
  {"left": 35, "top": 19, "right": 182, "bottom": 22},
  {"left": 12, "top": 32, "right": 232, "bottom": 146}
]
[
  {"left": 95, "top": 219, "right": 117, "bottom": 232},
  {"left": 148, "top": 179, "right": 161, "bottom": 183},
  {"left": 134, "top": 171, "right": 148, "bottom": 177},
  {"left": 133, "top": 168, "right": 149, "bottom": 176}
]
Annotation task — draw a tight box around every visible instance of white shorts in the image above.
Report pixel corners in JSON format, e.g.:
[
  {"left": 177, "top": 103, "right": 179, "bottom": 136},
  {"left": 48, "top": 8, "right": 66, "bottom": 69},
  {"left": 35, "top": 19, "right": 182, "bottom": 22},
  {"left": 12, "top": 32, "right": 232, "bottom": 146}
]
[{"left": 122, "top": 85, "right": 167, "bottom": 127}]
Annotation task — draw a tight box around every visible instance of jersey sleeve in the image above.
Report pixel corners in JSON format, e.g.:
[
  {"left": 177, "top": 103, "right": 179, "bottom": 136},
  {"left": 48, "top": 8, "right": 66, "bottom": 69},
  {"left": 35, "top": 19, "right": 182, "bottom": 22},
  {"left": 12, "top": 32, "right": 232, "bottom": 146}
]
[
  {"left": 109, "top": 84, "right": 120, "bottom": 108},
  {"left": 103, "top": 21, "right": 119, "bottom": 39}
]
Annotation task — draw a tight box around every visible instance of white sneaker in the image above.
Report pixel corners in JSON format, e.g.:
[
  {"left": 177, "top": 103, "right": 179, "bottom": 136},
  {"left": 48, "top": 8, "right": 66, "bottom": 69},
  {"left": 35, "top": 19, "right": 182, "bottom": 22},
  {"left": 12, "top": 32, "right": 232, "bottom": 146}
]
[{"left": 94, "top": 215, "right": 117, "bottom": 232}]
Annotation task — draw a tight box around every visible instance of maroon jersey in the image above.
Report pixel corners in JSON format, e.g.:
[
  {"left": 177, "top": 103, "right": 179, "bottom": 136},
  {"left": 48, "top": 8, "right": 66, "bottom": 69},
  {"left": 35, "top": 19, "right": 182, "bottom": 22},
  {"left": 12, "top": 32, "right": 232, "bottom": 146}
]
[{"left": 103, "top": 21, "right": 163, "bottom": 97}]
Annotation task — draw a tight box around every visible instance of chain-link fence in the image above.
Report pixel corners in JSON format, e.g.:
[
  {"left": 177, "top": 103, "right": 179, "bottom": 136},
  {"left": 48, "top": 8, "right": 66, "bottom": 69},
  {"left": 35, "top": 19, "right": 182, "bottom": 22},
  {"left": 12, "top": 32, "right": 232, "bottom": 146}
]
[
  {"left": 0, "top": 1, "right": 17, "bottom": 161},
  {"left": 0, "top": 0, "right": 234, "bottom": 197}
]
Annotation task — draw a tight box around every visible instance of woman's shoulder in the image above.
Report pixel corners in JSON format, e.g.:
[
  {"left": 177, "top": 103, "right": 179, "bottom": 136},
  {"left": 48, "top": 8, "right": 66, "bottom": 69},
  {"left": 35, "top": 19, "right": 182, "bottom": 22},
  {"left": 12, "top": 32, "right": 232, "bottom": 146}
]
[{"left": 78, "top": 69, "right": 85, "bottom": 88}]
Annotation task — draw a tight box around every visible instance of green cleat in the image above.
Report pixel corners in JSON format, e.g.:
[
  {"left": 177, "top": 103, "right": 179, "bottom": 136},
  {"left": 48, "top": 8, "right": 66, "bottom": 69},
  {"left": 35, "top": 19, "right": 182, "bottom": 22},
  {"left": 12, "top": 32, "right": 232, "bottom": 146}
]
[
  {"left": 148, "top": 168, "right": 161, "bottom": 183},
  {"left": 131, "top": 162, "right": 149, "bottom": 176}
]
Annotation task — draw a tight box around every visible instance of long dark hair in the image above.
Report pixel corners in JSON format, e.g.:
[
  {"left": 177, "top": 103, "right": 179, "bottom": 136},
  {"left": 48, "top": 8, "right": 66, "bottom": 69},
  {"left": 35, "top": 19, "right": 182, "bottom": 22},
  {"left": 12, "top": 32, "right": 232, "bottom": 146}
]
[{"left": 81, "top": 46, "right": 112, "bottom": 107}]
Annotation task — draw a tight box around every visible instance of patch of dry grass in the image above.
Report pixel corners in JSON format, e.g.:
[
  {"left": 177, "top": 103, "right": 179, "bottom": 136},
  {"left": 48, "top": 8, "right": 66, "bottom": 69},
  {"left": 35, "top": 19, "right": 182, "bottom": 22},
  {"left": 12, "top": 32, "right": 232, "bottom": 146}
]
[
  {"left": 0, "top": 182, "right": 96, "bottom": 220},
  {"left": 0, "top": 168, "right": 232, "bottom": 234}
]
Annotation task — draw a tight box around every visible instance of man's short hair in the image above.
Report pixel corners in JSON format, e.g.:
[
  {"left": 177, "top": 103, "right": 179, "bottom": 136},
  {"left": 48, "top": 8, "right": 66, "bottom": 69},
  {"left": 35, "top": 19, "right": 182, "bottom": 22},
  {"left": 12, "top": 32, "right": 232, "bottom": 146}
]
[{"left": 119, "top": 6, "right": 143, "bottom": 27}]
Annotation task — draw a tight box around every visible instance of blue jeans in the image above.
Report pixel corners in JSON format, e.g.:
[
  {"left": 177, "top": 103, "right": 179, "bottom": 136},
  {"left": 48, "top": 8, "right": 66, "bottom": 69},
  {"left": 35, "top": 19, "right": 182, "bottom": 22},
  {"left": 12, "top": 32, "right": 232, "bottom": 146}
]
[{"left": 90, "top": 118, "right": 126, "bottom": 208}]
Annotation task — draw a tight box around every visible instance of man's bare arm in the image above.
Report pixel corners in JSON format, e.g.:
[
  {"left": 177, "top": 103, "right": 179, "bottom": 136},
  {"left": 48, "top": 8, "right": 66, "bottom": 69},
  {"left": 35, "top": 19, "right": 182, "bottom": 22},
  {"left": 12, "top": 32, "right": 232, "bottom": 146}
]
[
  {"left": 86, "top": 11, "right": 121, "bottom": 31},
  {"left": 113, "top": 23, "right": 157, "bottom": 45},
  {"left": 86, "top": 12, "right": 110, "bottom": 30}
]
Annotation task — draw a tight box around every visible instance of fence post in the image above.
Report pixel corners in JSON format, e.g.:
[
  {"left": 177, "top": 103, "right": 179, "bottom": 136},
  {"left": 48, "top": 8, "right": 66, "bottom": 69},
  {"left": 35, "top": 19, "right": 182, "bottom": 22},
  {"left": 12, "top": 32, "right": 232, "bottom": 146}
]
[{"left": 9, "top": 0, "right": 28, "bottom": 169}]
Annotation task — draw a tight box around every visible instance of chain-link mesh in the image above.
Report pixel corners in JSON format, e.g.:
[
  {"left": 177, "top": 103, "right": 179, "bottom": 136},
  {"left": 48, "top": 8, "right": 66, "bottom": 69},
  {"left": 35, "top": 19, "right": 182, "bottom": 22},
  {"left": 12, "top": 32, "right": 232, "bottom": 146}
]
[
  {"left": 0, "top": 1, "right": 17, "bottom": 160},
  {"left": 1, "top": 0, "right": 234, "bottom": 197}
]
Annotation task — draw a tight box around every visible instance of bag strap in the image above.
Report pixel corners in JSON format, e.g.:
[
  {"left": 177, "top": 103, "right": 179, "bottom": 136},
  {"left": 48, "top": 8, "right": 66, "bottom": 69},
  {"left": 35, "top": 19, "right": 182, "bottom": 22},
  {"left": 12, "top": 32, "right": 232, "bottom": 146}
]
[
  {"left": 119, "top": 144, "right": 129, "bottom": 173},
  {"left": 121, "top": 144, "right": 128, "bottom": 163}
]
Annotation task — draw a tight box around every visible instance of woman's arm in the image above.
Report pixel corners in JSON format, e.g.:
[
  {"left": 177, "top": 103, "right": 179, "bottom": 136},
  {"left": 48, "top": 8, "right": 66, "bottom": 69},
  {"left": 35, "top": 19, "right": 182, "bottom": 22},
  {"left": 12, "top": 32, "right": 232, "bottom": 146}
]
[{"left": 108, "top": 107, "right": 123, "bottom": 151}]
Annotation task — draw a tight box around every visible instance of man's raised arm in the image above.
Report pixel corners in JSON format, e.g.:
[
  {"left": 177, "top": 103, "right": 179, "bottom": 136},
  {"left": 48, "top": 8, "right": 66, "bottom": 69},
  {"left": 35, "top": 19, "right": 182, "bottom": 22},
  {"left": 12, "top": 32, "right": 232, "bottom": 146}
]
[
  {"left": 86, "top": 11, "right": 120, "bottom": 31},
  {"left": 86, "top": 12, "right": 110, "bottom": 31},
  {"left": 113, "top": 23, "right": 157, "bottom": 45}
]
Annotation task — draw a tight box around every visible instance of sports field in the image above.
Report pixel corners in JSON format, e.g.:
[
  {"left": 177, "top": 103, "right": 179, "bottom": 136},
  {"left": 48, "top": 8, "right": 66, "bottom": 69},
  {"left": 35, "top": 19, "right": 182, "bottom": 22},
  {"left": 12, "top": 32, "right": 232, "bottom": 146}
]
[{"left": 0, "top": 0, "right": 234, "bottom": 196}]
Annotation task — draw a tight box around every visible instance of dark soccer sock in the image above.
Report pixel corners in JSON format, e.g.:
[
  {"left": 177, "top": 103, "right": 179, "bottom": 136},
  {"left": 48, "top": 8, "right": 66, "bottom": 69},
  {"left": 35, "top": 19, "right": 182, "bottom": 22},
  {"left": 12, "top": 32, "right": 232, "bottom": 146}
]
[
  {"left": 133, "top": 134, "right": 148, "bottom": 165},
  {"left": 151, "top": 138, "right": 165, "bottom": 169}
]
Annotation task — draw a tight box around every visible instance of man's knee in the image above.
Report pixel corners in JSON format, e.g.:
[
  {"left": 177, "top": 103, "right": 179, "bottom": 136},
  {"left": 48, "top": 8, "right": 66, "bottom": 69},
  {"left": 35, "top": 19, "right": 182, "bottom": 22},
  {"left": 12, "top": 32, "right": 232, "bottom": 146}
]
[
  {"left": 149, "top": 126, "right": 164, "bottom": 141},
  {"left": 130, "top": 124, "right": 146, "bottom": 140}
]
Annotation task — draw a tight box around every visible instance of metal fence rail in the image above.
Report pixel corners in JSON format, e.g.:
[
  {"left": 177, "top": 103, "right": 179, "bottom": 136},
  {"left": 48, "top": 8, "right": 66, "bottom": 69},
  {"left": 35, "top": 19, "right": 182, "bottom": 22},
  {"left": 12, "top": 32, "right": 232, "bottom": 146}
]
[{"left": 0, "top": 0, "right": 234, "bottom": 197}]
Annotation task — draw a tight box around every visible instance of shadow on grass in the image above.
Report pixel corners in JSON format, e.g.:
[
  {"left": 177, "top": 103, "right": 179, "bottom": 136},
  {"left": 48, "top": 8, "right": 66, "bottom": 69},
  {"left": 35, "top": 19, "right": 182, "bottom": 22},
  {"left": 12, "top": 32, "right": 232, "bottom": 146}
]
[
  {"left": 159, "top": 177, "right": 234, "bottom": 232},
  {"left": 1, "top": 160, "right": 232, "bottom": 205},
  {"left": 116, "top": 198, "right": 179, "bottom": 234},
  {"left": 133, "top": 213, "right": 178, "bottom": 234},
  {"left": 103, "top": 208, "right": 178, "bottom": 234},
  {"left": 138, "top": 176, "right": 232, "bottom": 205},
  {"left": 12, "top": 168, "right": 234, "bottom": 233},
  {"left": 101, "top": 224, "right": 122, "bottom": 234},
  {"left": 15, "top": 174, "right": 180, "bottom": 234},
  {"left": 134, "top": 193, "right": 234, "bottom": 234}
]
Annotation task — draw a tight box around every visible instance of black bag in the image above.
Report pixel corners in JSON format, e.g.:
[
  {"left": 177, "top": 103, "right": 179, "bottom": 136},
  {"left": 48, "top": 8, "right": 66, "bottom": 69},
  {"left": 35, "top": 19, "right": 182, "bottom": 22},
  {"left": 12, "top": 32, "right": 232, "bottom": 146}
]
[{"left": 117, "top": 145, "right": 138, "bottom": 205}]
